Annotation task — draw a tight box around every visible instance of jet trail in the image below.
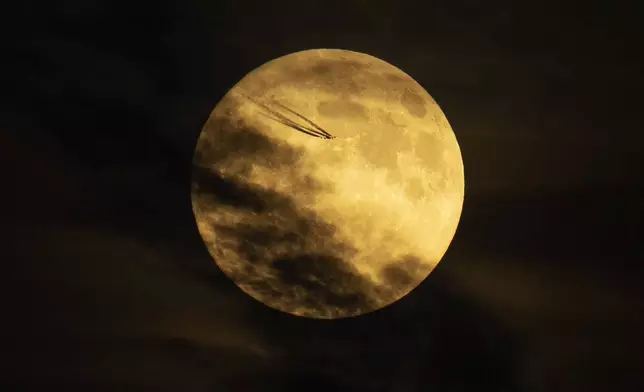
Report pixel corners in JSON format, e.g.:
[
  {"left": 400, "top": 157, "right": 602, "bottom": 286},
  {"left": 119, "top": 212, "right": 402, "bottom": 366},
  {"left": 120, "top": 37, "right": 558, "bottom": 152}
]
[{"left": 237, "top": 92, "right": 335, "bottom": 140}]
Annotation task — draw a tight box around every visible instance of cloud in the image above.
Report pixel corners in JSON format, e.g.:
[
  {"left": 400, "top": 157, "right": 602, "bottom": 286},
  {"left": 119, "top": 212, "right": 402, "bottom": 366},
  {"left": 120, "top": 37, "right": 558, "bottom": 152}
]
[
  {"left": 192, "top": 108, "right": 384, "bottom": 318},
  {"left": 6, "top": 223, "right": 280, "bottom": 390}
]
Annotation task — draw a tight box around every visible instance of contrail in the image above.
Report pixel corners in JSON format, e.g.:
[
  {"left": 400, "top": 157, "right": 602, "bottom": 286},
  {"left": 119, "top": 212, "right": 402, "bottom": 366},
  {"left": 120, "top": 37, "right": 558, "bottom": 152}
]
[
  {"left": 270, "top": 100, "right": 334, "bottom": 139},
  {"left": 236, "top": 92, "right": 335, "bottom": 140}
]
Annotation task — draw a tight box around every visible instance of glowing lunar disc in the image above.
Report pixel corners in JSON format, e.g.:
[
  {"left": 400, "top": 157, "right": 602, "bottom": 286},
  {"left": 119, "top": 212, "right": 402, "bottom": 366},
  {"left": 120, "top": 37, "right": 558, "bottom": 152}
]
[{"left": 191, "top": 49, "right": 464, "bottom": 318}]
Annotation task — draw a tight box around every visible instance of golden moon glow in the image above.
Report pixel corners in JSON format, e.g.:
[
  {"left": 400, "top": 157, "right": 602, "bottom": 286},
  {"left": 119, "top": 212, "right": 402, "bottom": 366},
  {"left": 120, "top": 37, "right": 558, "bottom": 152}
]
[{"left": 191, "top": 49, "right": 464, "bottom": 318}]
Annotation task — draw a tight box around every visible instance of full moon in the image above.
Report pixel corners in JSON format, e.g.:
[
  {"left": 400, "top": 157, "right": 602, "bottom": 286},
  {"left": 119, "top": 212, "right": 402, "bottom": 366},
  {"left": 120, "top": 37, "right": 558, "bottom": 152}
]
[{"left": 191, "top": 49, "right": 464, "bottom": 318}]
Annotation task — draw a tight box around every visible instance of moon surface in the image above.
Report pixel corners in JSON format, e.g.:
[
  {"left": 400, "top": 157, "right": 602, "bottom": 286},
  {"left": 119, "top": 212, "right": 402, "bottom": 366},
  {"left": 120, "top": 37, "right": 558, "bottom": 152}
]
[{"left": 191, "top": 49, "right": 464, "bottom": 318}]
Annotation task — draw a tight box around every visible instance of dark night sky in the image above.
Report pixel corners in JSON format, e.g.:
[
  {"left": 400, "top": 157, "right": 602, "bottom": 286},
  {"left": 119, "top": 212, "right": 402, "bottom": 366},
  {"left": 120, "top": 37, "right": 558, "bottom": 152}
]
[{"left": 3, "top": 1, "right": 643, "bottom": 391}]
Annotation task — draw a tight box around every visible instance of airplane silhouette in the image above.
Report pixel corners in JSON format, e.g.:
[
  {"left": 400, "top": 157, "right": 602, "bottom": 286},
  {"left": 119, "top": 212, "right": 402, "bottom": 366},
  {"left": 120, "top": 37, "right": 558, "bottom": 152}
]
[{"left": 237, "top": 92, "right": 335, "bottom": 140}]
